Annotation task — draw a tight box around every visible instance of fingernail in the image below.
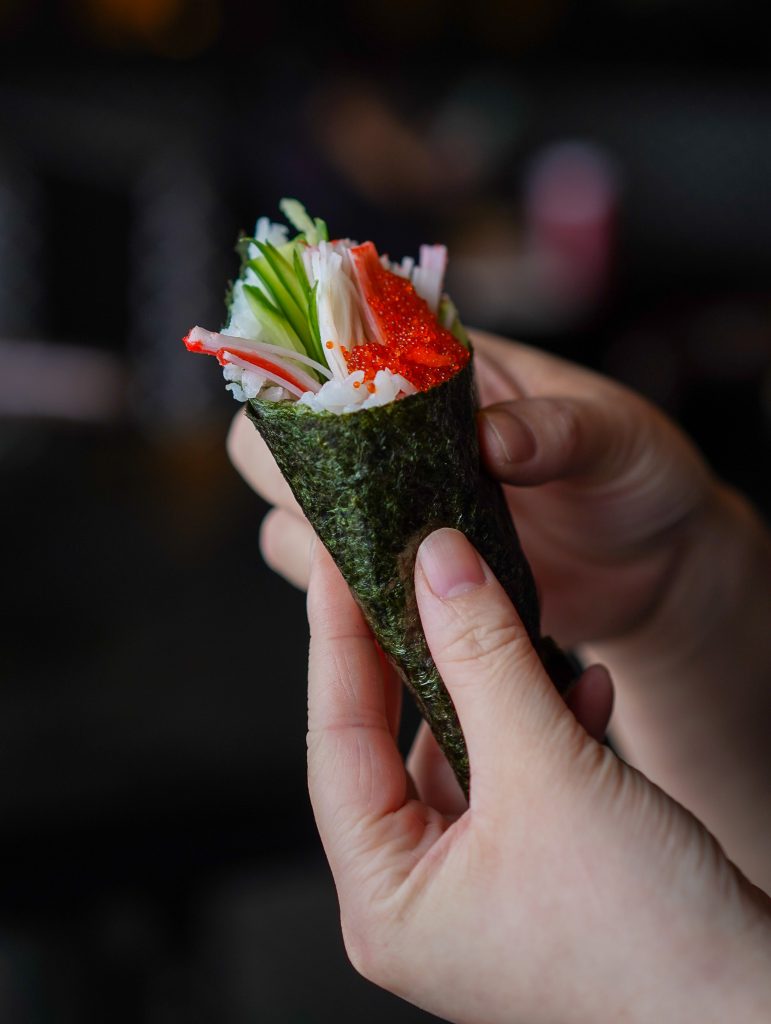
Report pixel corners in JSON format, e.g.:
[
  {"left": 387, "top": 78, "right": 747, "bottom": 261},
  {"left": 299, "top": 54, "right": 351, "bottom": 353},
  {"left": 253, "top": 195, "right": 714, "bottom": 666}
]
[
  {"left": 480, "top": 408, "right": 536, "bottom": 464},
  {"left": 418, "top": 528, "right": 486, "bottom": 599}
]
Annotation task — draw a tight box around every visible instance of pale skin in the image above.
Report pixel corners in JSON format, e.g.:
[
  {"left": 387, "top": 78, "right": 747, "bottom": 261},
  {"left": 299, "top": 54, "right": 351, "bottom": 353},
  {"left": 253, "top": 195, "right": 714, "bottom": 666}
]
[{"left": 228, "top": 330, "right": 771, "bottom": 1021}]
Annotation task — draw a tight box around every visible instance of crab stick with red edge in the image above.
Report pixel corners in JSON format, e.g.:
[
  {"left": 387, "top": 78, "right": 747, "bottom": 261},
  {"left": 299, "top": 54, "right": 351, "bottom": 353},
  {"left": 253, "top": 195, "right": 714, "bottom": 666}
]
[
  {"left": 183, "top": 327, "right": 322, "bottom": 394},
  {"left": 219, "top": 351, "right": 306, "bottom": 400}
]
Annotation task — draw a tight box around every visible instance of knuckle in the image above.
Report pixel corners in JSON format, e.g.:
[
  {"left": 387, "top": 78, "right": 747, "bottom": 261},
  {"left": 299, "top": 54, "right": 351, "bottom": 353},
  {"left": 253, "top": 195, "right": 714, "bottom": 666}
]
[
  {"left": 442, "top": 608, "right": 526, "bottom": 673},
  {"left": 548, "top": 398, "right": 582, "bottom": 461}
]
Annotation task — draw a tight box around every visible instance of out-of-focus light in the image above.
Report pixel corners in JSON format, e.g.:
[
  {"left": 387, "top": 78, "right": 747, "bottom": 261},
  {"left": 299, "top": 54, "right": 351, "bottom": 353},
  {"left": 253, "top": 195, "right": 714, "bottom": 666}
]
[
  {"left": 524, "top": 141, "right": 621, "bottom": 305},
  {"left": 430, "top": 71, "right": 526, "bottom": 187},
  {"left": 80, "top": 0, "right": 184, "bottom": 37},
  {"left": 0, "top": 163, "right": 42, "bottom": 337},
  {"left": 128, "top": 145, "right": 226, "bottom": 434},
  {"left": 309, "top": 85, "right": 457, "bottom": 206},
  {"left": 0, "top": 339, "right": 126, "bottom": 422},
  {"left": 449, "top": 140, "right": 621, "bottom": 332},
  {"left": 68, "top": 0, "right": 221, "bottom": 58}
]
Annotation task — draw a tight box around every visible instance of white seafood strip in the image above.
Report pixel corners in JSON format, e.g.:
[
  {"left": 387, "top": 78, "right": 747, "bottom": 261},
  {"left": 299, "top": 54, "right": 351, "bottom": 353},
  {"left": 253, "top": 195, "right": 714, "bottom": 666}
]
[
  {"left": 411, "top": 244, "right": 447, "bottom": 313},
  {"left": 312, "top": 245, "right": 370, "bottom": 381},
  {"left": 221, "top": 351, "right": 310, "bottom": 399},
  {"left": 188, "top": 326, "right": 332, "bottom": 380}
]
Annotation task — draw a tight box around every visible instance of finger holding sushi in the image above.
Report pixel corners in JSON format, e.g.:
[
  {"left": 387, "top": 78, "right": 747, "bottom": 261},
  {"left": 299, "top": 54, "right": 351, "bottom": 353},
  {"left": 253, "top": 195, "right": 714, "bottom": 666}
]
[
  {"left": 413, "top": 529, "right": 602, "bottom": 804},
  {"left": 229, "top": 399, "right": 612, "bottom": 747},
  {"left": 473, "top": 329, "right": 712, "bottom": 646},
  {"left": 211, "top": 203, "right": 770, "bottom": 894},
  {"left": 227, "top": 326, "right": 712, "bottom": 646},
  {"left": 227, "top": 409, "right": 301, "bottom": 518},
  {"left": 308, "top": 527, "right": 771, "bottom": 1024},
  {"left": 306, "top": 541, "right": 431, "bottom": 876},
  {"left": 472, "top": 330, "right": 771, "bottom": 893},
  {"left": 405, "top": 662, "right": 613, "bottom": 818},
  {"left": 259, "top": 507, "right": 314, "bottom": 591}
]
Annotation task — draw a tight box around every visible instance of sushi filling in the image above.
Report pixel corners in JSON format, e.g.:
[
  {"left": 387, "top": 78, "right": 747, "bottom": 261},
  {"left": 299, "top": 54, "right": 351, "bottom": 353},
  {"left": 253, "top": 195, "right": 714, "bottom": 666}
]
[{"left": 184, "top": 200, "right": 470, "bottom": 412}]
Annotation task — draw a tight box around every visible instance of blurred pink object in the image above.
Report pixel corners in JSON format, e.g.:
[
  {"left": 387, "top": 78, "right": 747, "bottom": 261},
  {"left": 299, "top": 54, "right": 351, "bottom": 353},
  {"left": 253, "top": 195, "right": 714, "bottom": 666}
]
[
  {"left": 524, "top": 140, "right": 620, "bottom": 308},
  {"left": 0, "top": 339, "right": 126, "bottom": 421}
]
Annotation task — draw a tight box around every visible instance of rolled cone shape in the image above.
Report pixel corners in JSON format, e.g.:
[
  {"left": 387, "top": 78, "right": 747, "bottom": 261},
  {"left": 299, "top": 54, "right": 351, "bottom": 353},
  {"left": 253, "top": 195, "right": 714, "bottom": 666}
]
[{"left": 247, "top": 356, "right": 576, "bottom": 794}]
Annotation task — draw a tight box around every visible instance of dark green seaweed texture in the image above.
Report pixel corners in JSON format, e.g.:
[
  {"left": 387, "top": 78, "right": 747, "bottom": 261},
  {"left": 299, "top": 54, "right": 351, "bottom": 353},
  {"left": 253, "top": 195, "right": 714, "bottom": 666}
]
[{"left": 247, "top": 357, "right": 574, "bottom": 794}]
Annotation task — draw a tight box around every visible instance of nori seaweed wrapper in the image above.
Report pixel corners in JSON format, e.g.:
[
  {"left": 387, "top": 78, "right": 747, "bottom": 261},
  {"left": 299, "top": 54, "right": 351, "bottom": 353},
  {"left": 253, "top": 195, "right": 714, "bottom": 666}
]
[{"left": 247, "top": 354, "right": 575, "bottom": 794}]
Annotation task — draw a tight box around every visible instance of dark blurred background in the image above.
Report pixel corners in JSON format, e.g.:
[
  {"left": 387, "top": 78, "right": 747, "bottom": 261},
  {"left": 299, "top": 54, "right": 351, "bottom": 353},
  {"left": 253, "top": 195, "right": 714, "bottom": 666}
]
[{"left": 1, "top": 1, "right": 770, "bottom": 1020}]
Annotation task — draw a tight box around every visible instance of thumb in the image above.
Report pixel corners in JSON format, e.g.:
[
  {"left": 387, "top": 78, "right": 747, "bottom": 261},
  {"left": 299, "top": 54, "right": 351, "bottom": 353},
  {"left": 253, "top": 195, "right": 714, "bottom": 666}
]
[
  {"left": 478, "top": 395, "right": 628, "bottom": 488},
  {"left": 414, "top": 528, "right": 572, "bottom": 800}
]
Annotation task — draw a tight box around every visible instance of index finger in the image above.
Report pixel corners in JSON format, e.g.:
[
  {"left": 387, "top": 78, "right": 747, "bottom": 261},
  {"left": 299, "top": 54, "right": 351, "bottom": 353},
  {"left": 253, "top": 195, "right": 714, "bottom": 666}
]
[
  {"left": 470, "top": 329, "right": 609, "bottom": 401},
  {"left": 306, "top": 543, "right": 409, "bottom": 875}
]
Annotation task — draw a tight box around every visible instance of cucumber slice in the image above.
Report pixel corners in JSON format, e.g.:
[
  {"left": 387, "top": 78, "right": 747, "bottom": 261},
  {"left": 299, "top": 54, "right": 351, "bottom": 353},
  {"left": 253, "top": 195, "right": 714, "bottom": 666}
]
[
  {"left": 439, "top": 296, "right": 470, "bottom": 349},
  {"left": 292, "top": 247, "right": 312, "bottom": 303},
  {"left": 255, "top": 241, "right": 308, "bottom": 312},
  {"left": 248, "top": 256, "right": 315, "bottom": 356},
  {"left": 308, "top": 281, "right": 323, "bottom": 358},
  {"left": 278, "top": 199, "right": 330, "bottom": 246},
  {"left": 243, "top": 284, "right": 306, "bottom": 356},
  {"left": 279, "top": 198, "right": 315, "bottom": 239}
]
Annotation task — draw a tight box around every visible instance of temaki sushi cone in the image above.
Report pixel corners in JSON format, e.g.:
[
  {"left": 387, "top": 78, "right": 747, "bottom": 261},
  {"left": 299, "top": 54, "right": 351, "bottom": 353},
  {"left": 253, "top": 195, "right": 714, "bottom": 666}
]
[
  {"left": 185, "top": 200, "right": 576, "bottom": 795},
  {"left": 246, "top": 357, "right": 577, "bottom": 791}
]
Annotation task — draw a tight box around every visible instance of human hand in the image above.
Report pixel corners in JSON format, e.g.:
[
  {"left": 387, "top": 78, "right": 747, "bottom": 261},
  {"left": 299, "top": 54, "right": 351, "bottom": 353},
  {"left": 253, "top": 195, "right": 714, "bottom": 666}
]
[
  {"left": 227, "top": 329, "right": 714, "bottom": 647},
  {"left": 229, "top": 330, "right": 771, "bottom": 890},
  {"left": 307, "top": 527, "right": 771, "bottom": 1023},
  {"left": 470, "top": 330, "right": 717, "bottom": 647}
]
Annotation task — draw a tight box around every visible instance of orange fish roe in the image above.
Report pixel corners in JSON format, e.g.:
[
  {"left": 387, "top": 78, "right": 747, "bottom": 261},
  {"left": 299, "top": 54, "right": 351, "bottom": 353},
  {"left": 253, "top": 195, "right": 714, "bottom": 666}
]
[{"left": 345, "top": 243, "right": 469, "bottom": 392}]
